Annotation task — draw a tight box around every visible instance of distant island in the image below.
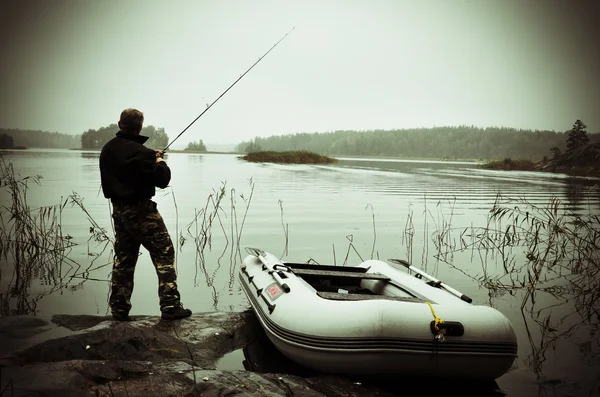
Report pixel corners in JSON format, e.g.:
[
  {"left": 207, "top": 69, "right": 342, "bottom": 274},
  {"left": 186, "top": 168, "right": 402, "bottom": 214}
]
[
  {"left": 2, "top": 121, "right": 598, "bottom": 176},
  {"left": 239, "top": 150, "right": 338, "bottom": 164}
]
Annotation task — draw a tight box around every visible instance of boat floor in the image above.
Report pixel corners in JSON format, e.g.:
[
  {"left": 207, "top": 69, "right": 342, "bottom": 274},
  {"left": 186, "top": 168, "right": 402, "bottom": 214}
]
[
  {"left": 317, "top": 291, "right": 424, "bottom": 303},
  {"left": 291, "top": 268, "right": 390, "bottom": 281},
  {"left": 278, "top": 261, "right": 430, "bottom": 303}
]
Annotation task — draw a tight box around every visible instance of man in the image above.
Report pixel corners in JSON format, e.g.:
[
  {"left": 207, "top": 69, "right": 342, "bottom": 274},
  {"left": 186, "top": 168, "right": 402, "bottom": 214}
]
[{"left": 99, "top": 108, "right": 192, "bottom": 321}]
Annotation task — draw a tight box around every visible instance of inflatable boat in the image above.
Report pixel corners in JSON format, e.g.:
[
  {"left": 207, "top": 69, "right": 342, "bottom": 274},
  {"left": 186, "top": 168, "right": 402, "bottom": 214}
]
[{"left": 239, "top": 248, "right": 518, "bottom": 380}]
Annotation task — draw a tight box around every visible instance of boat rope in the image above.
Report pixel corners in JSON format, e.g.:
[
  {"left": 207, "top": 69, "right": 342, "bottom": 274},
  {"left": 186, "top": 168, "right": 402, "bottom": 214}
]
[
  {"left": 425, "top": 302, "right": 443, "bottom": 330},
  {"left": 426, "top": 302, "right": 446, "bottom": 343}
]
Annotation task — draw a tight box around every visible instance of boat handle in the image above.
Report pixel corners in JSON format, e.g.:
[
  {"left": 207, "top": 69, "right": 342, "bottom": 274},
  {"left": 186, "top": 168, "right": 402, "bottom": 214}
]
[{"left": 430, "top": 321, "right": 464, "bottom": 337}]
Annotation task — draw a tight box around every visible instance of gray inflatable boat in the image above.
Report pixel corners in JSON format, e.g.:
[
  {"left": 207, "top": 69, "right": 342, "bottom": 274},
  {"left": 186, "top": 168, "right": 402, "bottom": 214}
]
[{"left": 239, "top": 247, "right": 518, "bottom": 380}]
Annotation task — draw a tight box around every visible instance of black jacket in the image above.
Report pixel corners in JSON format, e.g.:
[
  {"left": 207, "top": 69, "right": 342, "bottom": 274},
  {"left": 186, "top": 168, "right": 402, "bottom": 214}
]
[{"left": 99, "top": 131, "right": 171, "bottom": 203}]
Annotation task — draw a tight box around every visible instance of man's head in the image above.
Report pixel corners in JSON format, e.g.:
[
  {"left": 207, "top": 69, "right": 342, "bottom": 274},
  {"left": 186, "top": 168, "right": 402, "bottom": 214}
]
[{"left": 118, "top": 108, "right": 144, "bottom": 134}]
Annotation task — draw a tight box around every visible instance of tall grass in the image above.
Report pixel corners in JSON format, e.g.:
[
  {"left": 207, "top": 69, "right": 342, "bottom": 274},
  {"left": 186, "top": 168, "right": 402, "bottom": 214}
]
[
  {"left": 0, "top": 155, "right": 256, "bottom": 315},
  {"left": 428, "top": 192, "right": 600, "bottom": 381},
  {"left": 438, "top": 194, "right": 600, "bottom": 317},
  {"left": 178, "top": 179, "right": 256, "bottom": 309},
  {"left": 318, "top": 190, "right": 599, "bottom": 382},
  {"left": 0, "top": 156, "right": 79, "bottom": 315}
]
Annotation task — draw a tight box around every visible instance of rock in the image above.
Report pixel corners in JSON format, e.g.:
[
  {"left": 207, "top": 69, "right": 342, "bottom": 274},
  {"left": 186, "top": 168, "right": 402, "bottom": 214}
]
[
  {"left": 0, "top": 315, "right": 69, "bottom": 360},
  {"left": 52, "top": 314, "right": 116, "bottom": 331},
  {"left": 0, "top": 315, "right": 50, "bottom": 337},
  {"left": 0, "top": 311, "right": 504, "bottom": 396},
  {"left": 8, "top": 312, "right": 256, "bottom": 368},
  {"left": 536, "top": 142, "right": 600, "bottom": 177}
]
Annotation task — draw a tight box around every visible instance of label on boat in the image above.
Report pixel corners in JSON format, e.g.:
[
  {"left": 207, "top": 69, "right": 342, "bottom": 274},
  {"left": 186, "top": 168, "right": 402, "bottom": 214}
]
[{"left": 266, "top": 283, "right": 283, "bottom": 301}]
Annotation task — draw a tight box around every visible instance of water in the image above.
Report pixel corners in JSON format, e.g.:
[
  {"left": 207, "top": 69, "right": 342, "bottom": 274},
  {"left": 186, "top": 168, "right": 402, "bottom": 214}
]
[{"left": 1, "top": 148, "right": 599, "bottom": 396}]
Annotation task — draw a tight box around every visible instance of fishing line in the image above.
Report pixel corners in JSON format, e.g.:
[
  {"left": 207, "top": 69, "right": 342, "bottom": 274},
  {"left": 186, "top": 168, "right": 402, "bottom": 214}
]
[{"left": 163, "top": 27, "right": 295, "bottom": 151}]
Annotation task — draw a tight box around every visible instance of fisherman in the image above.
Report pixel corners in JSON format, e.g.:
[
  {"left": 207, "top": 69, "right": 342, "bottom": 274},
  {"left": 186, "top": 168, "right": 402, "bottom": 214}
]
[{"left": 99, "top": 108, "right": 192, "bottom": 321}]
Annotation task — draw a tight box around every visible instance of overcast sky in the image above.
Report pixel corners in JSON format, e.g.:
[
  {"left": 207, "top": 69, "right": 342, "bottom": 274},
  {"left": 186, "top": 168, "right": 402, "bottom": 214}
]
[{"left": 1, "top": 0, "right": 599, "bottom": 149}]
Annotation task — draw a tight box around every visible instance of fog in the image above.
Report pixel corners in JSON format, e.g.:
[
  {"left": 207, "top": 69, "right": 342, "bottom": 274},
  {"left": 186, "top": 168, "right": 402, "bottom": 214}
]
[{"left": 1, "top": 0, "right": 599, "bottom": 149}]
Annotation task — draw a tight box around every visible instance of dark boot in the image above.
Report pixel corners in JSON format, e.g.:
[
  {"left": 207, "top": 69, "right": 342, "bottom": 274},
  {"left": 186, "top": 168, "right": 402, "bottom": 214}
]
[
  {"left": 112, "top": 312, "right": 131, "bottom": 321},
  {"left": 161, "top": 304, "right": 192, "bottom": 320}
]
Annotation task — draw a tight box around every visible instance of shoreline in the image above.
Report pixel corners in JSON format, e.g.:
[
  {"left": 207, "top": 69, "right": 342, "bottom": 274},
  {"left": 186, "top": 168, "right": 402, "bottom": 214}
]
[
  {"left": 5, "top": 148, "right": 598, "bottom": 177},
  {"left": 66, "top": 148, "right": 484, "bottom": 162}
]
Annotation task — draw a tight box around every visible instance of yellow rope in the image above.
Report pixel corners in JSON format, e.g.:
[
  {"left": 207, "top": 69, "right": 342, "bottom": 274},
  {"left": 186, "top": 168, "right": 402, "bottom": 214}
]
[{"left": 425, "top": 302, "right": 444, "bottom": 332}]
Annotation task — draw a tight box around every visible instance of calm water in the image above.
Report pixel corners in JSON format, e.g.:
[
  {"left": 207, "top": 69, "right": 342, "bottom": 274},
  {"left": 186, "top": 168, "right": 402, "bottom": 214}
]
[{"left": 1, "top": 148, "right": 599, "bottom": 396}]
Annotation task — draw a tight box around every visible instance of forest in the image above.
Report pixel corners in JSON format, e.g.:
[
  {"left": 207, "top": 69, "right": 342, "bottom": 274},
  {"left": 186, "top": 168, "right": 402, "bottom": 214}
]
[
  {"left": 80, "top": 124, "right": 168, "bottom": 149},
  {"left": 235, "top": 125, "right": 599, "bottom": 161},
  {"left": 0, "top": 128, "right": 80, "bottom": 149},
  {"left": 0, "top": 125, "right": 183, "bottom": 151},
  {"left": 2, "top": 123, "right": 597, "bottom": 162},
  {"left": 184, "top": 139, "right": 207, "bottom": 151}
]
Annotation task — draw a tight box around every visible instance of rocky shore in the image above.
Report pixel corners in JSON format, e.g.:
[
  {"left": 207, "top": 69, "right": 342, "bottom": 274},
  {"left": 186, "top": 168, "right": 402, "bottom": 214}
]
[
  {"left": 534, "top": 142, "right": 600, "bottom": 177},
  {"left": 0, "top": 311, "right": 504, "bottom": 396}
]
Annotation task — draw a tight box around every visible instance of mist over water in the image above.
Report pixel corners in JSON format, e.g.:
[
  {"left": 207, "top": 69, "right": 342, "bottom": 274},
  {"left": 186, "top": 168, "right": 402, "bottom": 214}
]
[
  {"left": 2, "top": 1, "right": 599, "bottom": 144},
  {"left": 1, "top": 148, "right": 599, "bottom": 396}
]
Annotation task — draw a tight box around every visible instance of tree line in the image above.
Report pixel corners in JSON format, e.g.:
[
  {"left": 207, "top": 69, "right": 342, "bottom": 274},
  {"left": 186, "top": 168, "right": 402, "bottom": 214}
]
[
  {"left": 80, "top": 124, "right": 169, "bottom": 149},
  {"left": 1, "top": 122, "right": 594, "bottom": 160},
  {"left": 0, "top": 133, "right": 16, "bottom": 149},
  {"left": 0, "top": 125, "right": 209, "bottom": 152},
  {"left": 184, "top": 140, "right": 207, "bottom": 151},
  {"left": 236, "top": 124, "right": 598, "bottom": 161},
  {"left": 0, "top": 128, "right": 80, "bottom": 149}
]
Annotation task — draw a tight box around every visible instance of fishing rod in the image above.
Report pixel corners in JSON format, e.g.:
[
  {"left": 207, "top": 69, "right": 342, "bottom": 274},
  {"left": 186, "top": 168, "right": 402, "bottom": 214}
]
[{"left": 163, "top": 26, "right": 295, "bottom": 151}]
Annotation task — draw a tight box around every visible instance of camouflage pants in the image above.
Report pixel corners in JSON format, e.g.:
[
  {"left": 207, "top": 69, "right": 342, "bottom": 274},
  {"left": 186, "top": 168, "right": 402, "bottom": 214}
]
[{"left": 109, "top": 199, "right": 181, "bottom": 315}]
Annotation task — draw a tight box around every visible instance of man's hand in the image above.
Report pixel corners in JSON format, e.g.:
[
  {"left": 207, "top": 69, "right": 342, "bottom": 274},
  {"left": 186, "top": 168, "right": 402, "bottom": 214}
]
[
  {"left": 156, "top": 157, "right": 164, "bottom": 164},
  {"left": 155, "top": 150, "right": 165, "bottom": 159}
]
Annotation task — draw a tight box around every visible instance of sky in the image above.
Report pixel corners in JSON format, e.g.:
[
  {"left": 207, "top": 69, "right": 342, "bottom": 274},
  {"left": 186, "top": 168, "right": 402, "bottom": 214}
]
[{"left": 1, "top": 0, "right": 599, "bottom": 150}]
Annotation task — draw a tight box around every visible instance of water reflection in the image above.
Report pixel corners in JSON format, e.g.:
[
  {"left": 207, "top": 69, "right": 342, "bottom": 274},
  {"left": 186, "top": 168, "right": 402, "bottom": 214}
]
[
  {"left": 323, "top": 159, "right": 599, "bottom": 217},
  {"left": 242, "top": 326, "right": 316, "bottom": 377},
  {"left": 178, "top": 179, "right": 256, "bottom": 309},
  {"left": 186, "top": 154, "right": 204, "bottom": 163},
  {"left": 242, "top": 320, "right": 505, "bottom": 396},
  {"left": 79, "top": 151, "right": 100, "bottom": 160},
  {"left": 562, "top": 176, "right": 600, "bottom": 210},
  {"left": 2, "top": 150, "right": 600, "bottom": 395},
  {"left": 0, "top": 156, "right": 101, "bottom": 316},
  {"left": 438, "top": 193, "right": 600, "bottom": 394}
]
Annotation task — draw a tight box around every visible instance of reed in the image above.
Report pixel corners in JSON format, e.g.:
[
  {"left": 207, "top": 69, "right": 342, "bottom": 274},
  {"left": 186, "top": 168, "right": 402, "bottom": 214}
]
[
  {"left": 0, "top": 155, "right": 79, "bottom": 315},
  {"left": 177, "top": 178, "right": 257, "bottom": 308},
  {"left": 0, "top": 154, "right": 260, "bottom": 315},
  {"left": 446, "top": 194, "right": 600, "bottom": 314},
  {"left": 425, "top": 192, "right": 600, "bottom": 381},
  {"left": 306, "top": 191, "right": 598, "bottom": 383}
]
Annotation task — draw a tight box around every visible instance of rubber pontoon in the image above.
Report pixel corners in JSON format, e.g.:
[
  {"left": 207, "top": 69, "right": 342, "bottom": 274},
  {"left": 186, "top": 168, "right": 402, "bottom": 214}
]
[{"left": 239, "top": 248, "right": 518, "bottom": 380}]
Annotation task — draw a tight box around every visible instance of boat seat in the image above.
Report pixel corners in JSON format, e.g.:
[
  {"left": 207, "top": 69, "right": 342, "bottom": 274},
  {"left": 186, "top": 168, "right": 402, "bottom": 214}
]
[
  {"left": 317, "top": 291, "right": 424, "bottom": 303},
  {"left": 292, "top": 268, "right": 390, "bottom": 281}
]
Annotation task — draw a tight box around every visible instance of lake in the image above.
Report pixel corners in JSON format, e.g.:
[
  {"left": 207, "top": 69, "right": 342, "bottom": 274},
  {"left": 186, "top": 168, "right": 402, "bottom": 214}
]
[{"left": 1, "top": 148, "right": 599, "bottom": 396}]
